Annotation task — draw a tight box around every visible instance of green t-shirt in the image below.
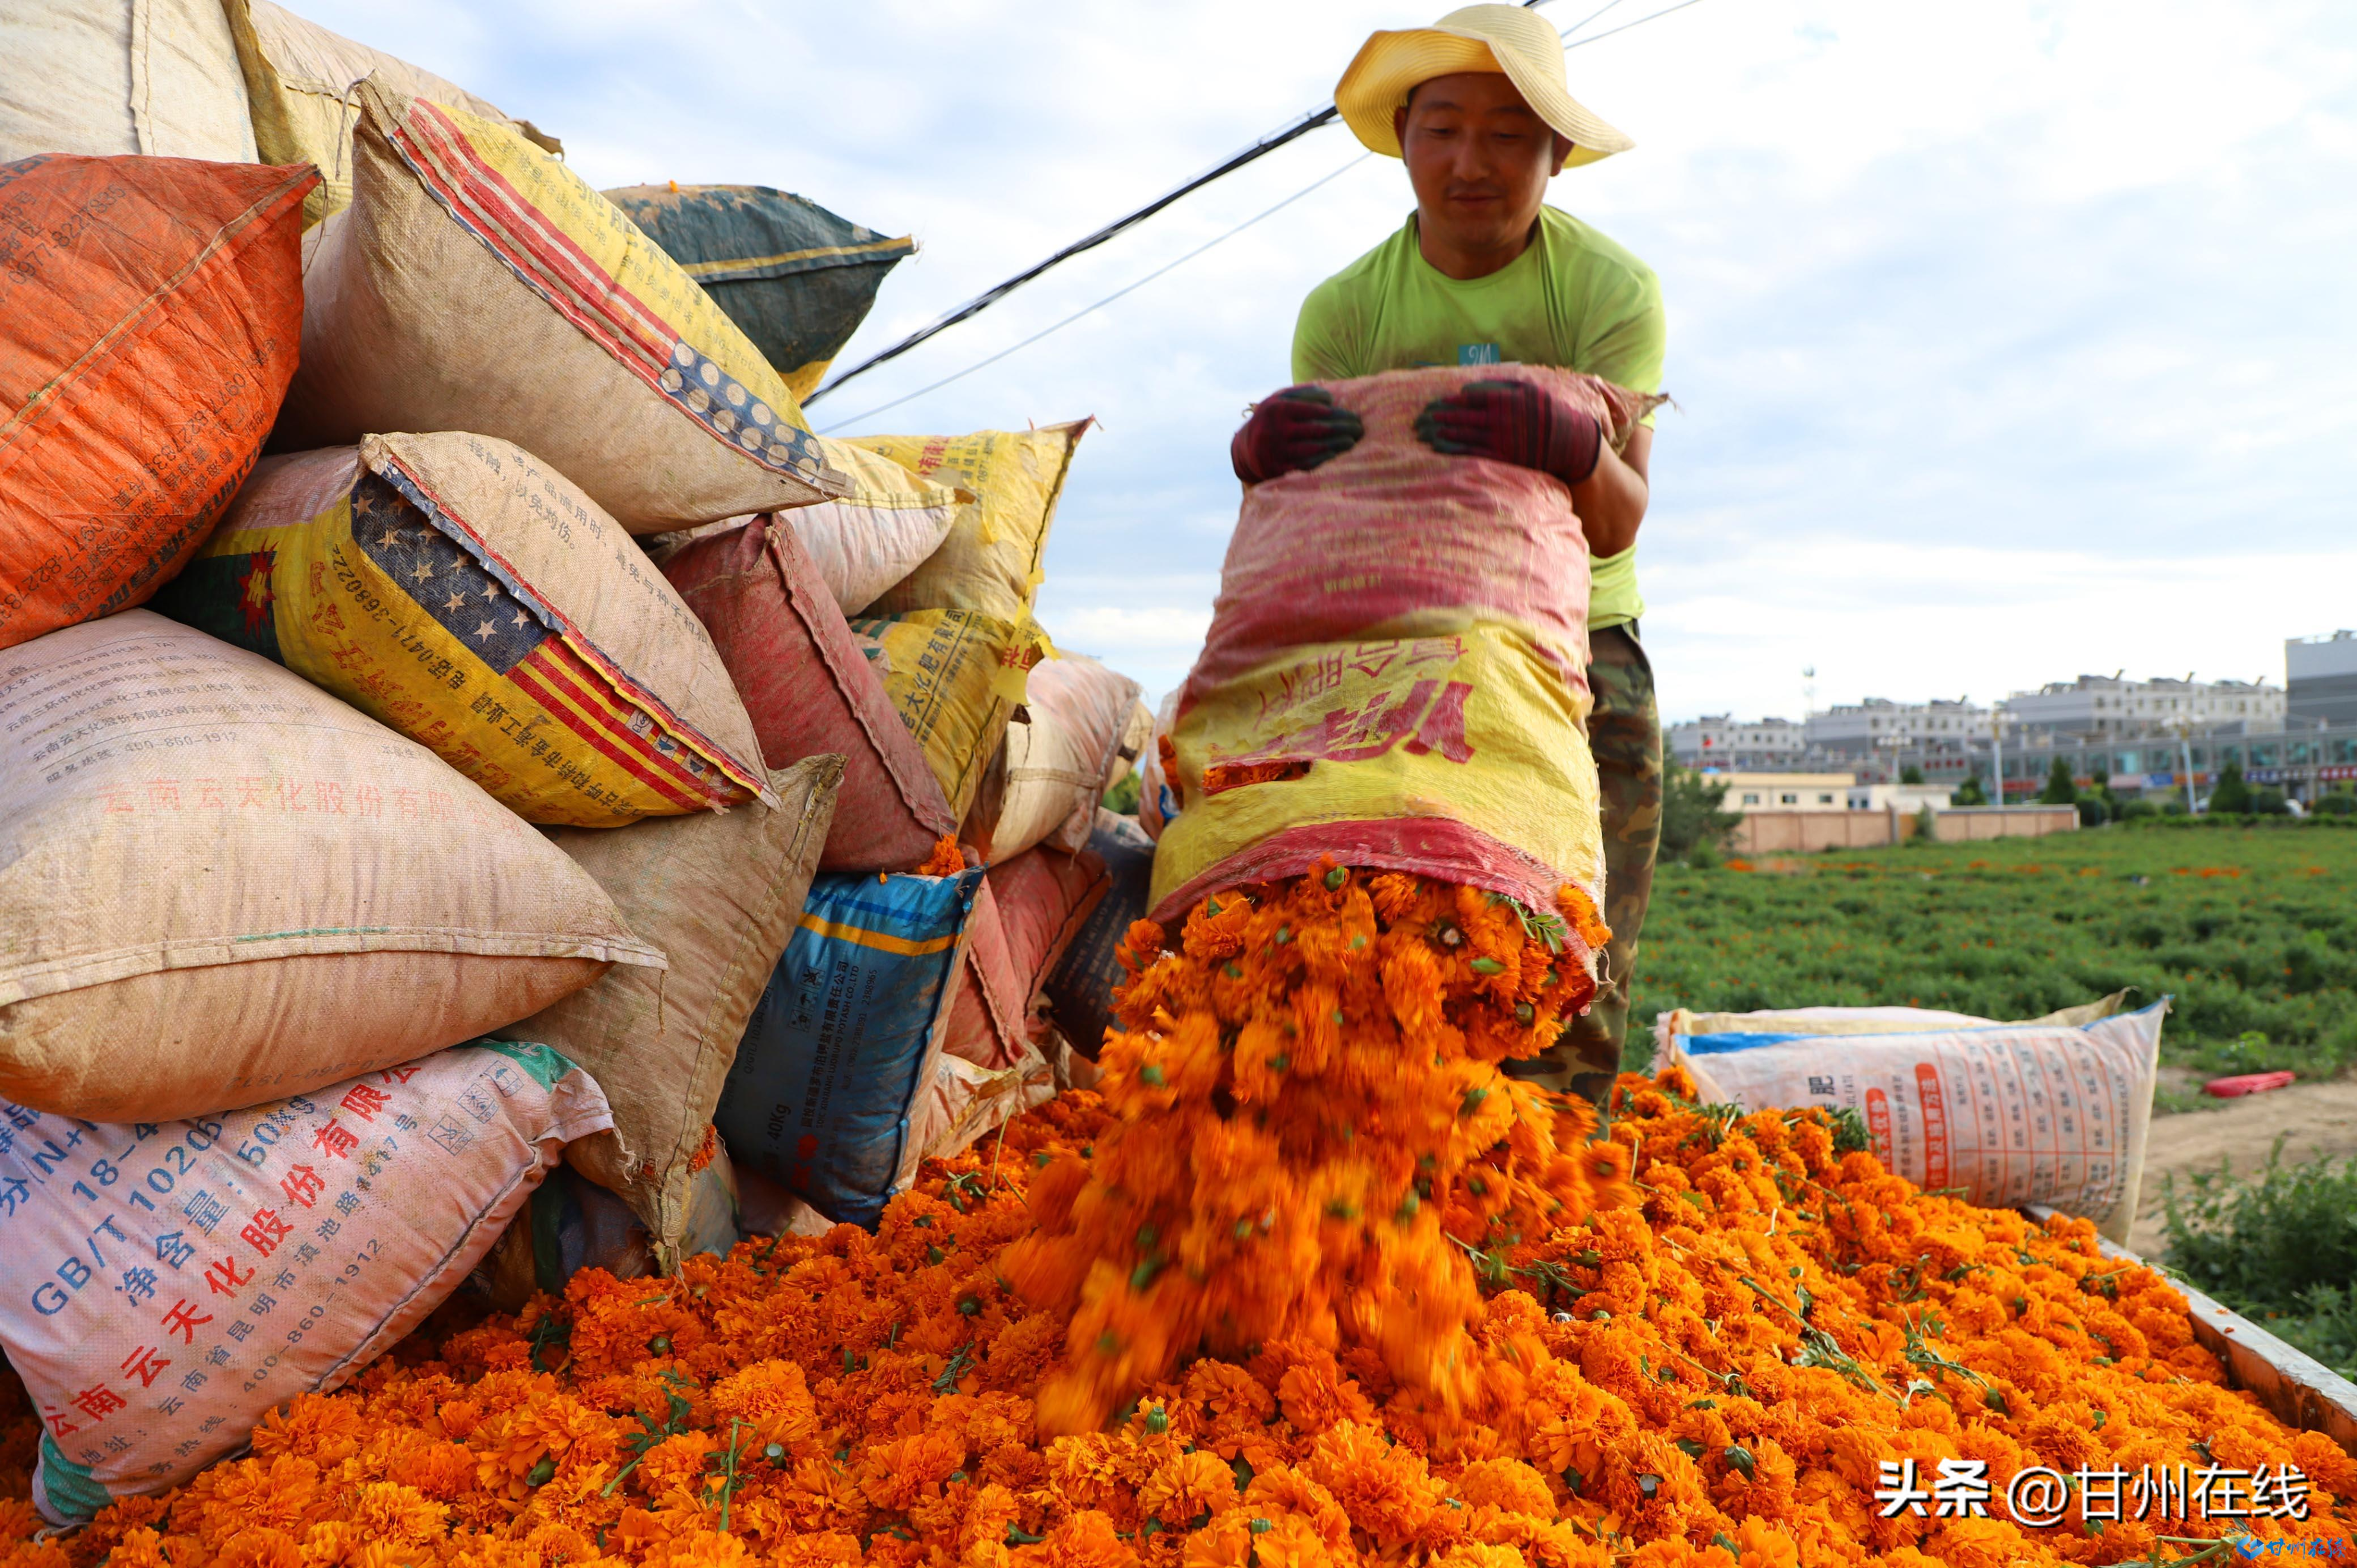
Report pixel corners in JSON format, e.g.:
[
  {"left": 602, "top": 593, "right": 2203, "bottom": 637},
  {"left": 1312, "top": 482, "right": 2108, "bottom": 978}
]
[{"left": 1290, "top": 206, "right": 1665, "bottom": 628}]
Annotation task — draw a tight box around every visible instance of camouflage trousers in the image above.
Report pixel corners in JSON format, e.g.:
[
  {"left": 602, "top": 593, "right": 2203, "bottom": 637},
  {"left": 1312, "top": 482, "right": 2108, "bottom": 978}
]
[{"left": 1504, "top": 623, "right": 1662, "bottom": 1108}]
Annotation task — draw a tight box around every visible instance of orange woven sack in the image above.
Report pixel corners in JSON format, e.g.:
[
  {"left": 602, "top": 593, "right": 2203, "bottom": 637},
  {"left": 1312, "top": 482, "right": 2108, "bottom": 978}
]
[{"left": 0, "top": 155, "right": 315, "bottom": 650}]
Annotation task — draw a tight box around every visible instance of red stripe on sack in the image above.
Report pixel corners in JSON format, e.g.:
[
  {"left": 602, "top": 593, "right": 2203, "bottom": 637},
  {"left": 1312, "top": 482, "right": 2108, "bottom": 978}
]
[
  {"left": 394, "top": 107, "right": 677, "bottom": 382},
  {"left": 523, "top": 638, "right": 747, "bottom": 806},
  {"left": 1149, "top": 816, "right": 1578, "bottom": 953},
  {"left": 529, "top": 638, "right": 751, "bottom": 802},
  {"left": 368, "top": 449, "right": 764, "bottom": 802},
  {"left": 506, "top": 655, "right": 708, "bottom": 812},
  {"left": 512, "top": 643, "right": 719, "bottom": 805}
]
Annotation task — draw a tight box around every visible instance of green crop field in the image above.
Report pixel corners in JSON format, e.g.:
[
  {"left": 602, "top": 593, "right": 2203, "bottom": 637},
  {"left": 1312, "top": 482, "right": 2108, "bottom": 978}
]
[{"left": 1627, "top": 825, "right": 2357, "bottom": 1082}]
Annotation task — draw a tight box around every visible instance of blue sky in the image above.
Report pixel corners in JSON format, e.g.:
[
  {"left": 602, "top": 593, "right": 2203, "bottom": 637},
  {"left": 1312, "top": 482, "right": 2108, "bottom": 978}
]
[{"left": 297, "top": 0, "right": 2357, "bottom": 723}]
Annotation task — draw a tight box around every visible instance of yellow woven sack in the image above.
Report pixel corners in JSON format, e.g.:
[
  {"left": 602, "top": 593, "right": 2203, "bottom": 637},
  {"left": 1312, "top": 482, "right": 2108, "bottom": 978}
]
[
  {"left": 1150, "top": 623, "right": 1602, "bottom": 920},
  {"left": 153, "top": 435, "right": 770, "bottom": 827},
  {"left": 280, "top": 83, "right": 844, "bottom": 533},
  {"left": 222, "top": 0, "right": 561, "bottom": 227},
  {"left": 855, "top": 420, "right": 1091, "bottom": 624},
  {"left": 848, "top": 609, "right": 1042, "bottom": 821}
]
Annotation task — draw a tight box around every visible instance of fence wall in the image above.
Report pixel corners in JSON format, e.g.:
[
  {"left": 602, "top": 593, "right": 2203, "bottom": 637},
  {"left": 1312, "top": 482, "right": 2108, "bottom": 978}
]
[{"left": 1730, "top": 806, "right": 2078, "bottom": 854}]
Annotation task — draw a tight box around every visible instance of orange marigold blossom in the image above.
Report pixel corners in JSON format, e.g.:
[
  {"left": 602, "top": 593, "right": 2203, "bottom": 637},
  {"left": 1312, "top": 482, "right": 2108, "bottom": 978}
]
[
  {"left": 0, "top": 878, "right": 2348, "bottom": 1566},
  {"left": 1003, "top": 866, "right": 1627, "bottom": 1436},
  {"left": 912, "top": 836, "right": 966, "bottom": 878}
]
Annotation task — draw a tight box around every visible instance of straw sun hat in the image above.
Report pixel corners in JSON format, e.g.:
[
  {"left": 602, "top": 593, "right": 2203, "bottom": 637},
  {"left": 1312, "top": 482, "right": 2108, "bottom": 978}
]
[{"left": 1335, "top": 4, "right": 1634, "bottom": 167}]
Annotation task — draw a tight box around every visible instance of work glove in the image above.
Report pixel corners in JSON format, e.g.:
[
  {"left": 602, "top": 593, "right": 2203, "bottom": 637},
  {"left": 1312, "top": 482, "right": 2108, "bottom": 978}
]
[
  {"left": 1230, "top": 385, "right": 1365, "bottom": 484},
  {"left": 1414, "top": 378, "right": 1603, "bottom": 487}
]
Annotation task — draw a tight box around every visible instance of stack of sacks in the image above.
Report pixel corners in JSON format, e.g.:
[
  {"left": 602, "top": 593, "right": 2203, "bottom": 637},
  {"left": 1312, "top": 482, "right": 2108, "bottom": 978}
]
[
  {"left": 0, "top": 11, "right": 885, "bottom": 1512},
  {"left": 845, "top": 420, "right": 1092, "bottom": 821},
  {"left": 925, "top": 652, "right": 1150, "bottom": 1145}
]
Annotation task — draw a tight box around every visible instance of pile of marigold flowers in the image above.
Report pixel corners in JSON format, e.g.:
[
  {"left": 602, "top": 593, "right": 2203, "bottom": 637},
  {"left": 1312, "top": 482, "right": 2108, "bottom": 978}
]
[
  {"left": 0, "top": 870, "right": 2349, "bottom": 1567},
  {"left": 1005, "top": 863, "right": 1631, "bottom": 1436}
]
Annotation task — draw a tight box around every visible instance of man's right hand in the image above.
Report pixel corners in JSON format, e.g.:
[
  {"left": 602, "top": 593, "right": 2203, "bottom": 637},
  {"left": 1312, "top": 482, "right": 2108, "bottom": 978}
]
[{"left": 1230, "top": 386, "right": 1365, "bottom": 484}]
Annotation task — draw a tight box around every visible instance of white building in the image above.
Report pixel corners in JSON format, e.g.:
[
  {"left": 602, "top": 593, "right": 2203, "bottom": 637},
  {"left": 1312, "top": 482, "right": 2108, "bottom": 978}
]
[
  {"left": 2002, "top": 674, "right": 2283, "bottom": 740},
  {"left": 1804, "top": 698, "right": 1990, "bottom": 758},
  {"left": 2289, "top": 633, "right": 2357, "bottom": 727},
  {"left": 1714, "top": 772, "right": 1856, "bottom": 813},
  {"left": 1666, "top": 715, "right": 1807, "bottom": 771}
]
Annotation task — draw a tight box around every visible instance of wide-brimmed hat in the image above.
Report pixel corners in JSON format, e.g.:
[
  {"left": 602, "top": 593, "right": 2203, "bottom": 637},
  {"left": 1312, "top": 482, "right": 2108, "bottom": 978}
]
[{"left": 1336, "top": 4, "right": 1634, "bottom": 167}]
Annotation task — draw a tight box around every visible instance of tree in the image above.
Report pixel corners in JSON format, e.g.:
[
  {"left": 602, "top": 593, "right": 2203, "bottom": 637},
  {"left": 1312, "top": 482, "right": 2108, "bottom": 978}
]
[
  {"left": 2208, "top": 758, "right": 2253, "bottom": 815},
  {"left": 1953, "top": 774, "right": 1988, "bottom": 806},
  {"left": 1660, "top": 762, "right": 1744, "bottom": 865},
  {"left": 1900, "top": 765, "right": 1925, "bottom": 785},
  {"left": 2038, "top": 756, "right": 2078, "bottom": 806}
]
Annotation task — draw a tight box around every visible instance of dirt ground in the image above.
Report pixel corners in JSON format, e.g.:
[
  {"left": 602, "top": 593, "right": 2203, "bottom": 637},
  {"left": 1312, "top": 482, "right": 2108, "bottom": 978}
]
[{"left": 2127, "top": 1073, "right": 2357, "bottom": 1258}]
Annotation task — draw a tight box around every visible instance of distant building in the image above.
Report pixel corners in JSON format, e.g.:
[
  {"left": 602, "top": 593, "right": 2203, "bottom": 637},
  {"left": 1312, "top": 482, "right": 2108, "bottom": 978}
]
[
  {"left": 2002, "top": 673, "right": 2282, "bottom": 740},
  {"left": 1713, "top": 772, "right": 1856, "bottom": 813},
  {"left": 1804, "top": 698, "right": 1988, "bottom": 759},
  {"left": 1666, "top": 715, "right": 1806, "bottom": 771},
  {"left": 2289, "top": 632, "right": 2357, "bottom": 727},
  {"left": 1845, "top": 781, "right": 1959, "bottom": 813}
]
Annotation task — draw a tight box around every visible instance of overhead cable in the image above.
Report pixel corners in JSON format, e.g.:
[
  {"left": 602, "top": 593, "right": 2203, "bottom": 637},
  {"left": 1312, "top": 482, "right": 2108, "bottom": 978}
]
[
  {"left": 808, "top": 0, "right": 1711, "bottom": 415},
  {"left": 803, "top": 1, "right": 1562, "bottom": 406}
]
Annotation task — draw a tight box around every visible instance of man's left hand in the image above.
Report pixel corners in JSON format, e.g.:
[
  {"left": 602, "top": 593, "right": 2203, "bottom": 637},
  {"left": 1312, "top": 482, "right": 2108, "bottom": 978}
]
[{"left": 1413, "top": 378, "right": 1603, "bottom": 488}]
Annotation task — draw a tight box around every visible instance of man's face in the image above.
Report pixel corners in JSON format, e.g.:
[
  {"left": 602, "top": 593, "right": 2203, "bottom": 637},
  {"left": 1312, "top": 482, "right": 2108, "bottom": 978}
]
[{"left": 1394, "top": 72, "right": 1570, "bottom": 257}]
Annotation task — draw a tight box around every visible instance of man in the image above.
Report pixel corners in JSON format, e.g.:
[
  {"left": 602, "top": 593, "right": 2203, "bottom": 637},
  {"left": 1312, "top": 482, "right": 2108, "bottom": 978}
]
[{"left": 1228, "top": 4, "right": 1664, "bottom": 1108}]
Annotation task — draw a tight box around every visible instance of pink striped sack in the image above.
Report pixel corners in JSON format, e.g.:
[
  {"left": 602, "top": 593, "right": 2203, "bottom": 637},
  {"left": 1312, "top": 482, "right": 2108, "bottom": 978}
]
[{"left": 1151, "top": 365, "right": 1653, "bottom": 955}]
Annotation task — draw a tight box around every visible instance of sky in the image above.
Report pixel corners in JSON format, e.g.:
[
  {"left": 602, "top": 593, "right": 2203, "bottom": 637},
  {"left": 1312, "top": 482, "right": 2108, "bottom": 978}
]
[{"left": 293, "top": 0, "right": 2357, "bottom": 723}]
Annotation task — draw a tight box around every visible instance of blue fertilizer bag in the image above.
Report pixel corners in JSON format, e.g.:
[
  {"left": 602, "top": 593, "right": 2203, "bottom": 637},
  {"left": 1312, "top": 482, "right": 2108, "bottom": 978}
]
[{"left": 716, "top": 867, "right": 982, "bottom": 1227}]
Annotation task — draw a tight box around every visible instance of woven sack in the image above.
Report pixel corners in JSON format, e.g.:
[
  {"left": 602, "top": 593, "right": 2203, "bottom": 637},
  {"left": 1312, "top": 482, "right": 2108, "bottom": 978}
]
[
  {"left": 0, "top": 156, "right": 312, "bottom": 651},
  {"left": 509, "top": 756, "right": 841, "bottom": 1263},
  {"left": 1153, "top": 366, "right": 1657, "bottom": 953},
  {"left": 0, "top": 0, "right": 256, "bottom": 163},
  {"left": 277, "top": 83, "right": 846, "bottom": 531},
  {"left": 153, "top": 433, "right": 771, "bottom": 825},
  {"left": 11, "top": 1041, "right": 612, "bottom": 1522},
  {"left": 965, "top": 652, "right": 1142, "bottom": 864},
  {"left": 224, "top": 0, "right": 561, "bottom": 226},
  {"left": 661, "top": 516, "right": 957, "bottom": 871},
  {"left": 0, "top": 612, "right": 659, "bottom": 1122}
]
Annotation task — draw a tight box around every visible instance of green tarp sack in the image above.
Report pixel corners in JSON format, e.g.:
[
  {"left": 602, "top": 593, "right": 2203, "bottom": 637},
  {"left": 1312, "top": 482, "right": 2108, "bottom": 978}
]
[{"left": 605, "top": 183, "right": 915, "bottom": 403}]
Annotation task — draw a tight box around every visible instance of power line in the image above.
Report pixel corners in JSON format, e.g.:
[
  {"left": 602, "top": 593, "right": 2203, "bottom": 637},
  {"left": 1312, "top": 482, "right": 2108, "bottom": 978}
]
[
  {"left": 811, "top": 0, "right": 1716, "bottom": 428},
  {"left": 818, "top": 154, "right": 1376, "bottom": 433},
  {"left": 805, "top": 0, "right": 1564, "bottom": 407},
  {"left": 1564, "top": 0, "right": 1708, "bottom": 49}
]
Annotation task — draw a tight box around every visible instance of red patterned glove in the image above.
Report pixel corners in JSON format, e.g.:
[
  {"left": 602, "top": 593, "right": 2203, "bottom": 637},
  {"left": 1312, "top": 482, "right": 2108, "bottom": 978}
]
[
  {"left": 1413, "top": 378, "right": 1603, "bottom": 487},
  {"left": 1230, "top": 386, "right": 1365, "bottom": 484}
]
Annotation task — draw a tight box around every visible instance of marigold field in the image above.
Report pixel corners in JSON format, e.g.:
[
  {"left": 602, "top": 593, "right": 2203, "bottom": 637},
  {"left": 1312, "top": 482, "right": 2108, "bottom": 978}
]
[{"left": 4, "top": 864, "right": 2353, "bottom": 1567}]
